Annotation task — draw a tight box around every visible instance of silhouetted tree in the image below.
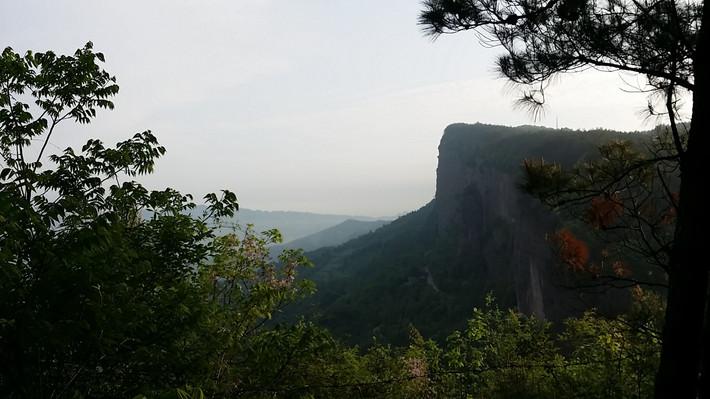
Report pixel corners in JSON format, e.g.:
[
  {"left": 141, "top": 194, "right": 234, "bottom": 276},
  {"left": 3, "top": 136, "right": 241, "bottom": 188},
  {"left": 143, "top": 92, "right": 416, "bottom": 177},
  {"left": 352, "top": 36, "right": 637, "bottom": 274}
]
[
  {"left": 419, "top": 0, "right": 708, "bottom": 397},
  {"left": 522, "top": 137, "right": 676, "bottom": 292}
]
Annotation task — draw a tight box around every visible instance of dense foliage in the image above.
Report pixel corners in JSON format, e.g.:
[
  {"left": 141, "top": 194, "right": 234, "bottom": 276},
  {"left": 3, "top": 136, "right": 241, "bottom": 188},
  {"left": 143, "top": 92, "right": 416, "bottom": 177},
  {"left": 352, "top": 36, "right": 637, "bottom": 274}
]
[
  {"left": 0, "top": 43, "right": 304, "bottom": 398},
  {"left": 211, "top": 295, "right": 663, "bottom": 398}
]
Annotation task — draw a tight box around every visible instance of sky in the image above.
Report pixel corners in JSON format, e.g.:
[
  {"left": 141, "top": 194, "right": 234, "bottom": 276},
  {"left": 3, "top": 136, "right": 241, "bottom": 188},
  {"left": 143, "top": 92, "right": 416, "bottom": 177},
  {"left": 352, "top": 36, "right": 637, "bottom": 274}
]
[{"left": 0, "top": 0, "right": 671, "bottom": 216}]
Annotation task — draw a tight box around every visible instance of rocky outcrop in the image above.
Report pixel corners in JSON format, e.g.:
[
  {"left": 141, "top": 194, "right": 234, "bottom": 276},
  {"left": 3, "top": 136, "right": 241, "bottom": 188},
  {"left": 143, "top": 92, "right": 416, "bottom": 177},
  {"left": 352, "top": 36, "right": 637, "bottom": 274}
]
[
  {"left": 433, "top": 123, "right": 631, "bottom": 321},
  {"left": 434, "top": 124, "right": 553, "bottom": 318}
]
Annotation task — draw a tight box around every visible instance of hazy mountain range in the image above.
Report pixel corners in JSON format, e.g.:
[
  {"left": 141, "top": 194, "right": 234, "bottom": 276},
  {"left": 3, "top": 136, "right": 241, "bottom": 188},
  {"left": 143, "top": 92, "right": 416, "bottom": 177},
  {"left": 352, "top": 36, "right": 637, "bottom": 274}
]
[
  {"left": 271, "top": 219, "right": 390, "bottom": 255},
  {"left": 187, "top": 207, "right": 391, "bottom": 243}
]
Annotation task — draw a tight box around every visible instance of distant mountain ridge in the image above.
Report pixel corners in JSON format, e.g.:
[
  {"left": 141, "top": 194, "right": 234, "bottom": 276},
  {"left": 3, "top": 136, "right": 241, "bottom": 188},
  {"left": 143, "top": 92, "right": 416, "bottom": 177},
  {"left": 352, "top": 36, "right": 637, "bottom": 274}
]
[
  {"left": 190, "top": 206, "right": 388, "bottom": 243},
  {"left": 272, "top": 219, "right": 390, "bottom": 254},
  {"left": 289, "top": 123, "right": 651, "bottom": 345}
]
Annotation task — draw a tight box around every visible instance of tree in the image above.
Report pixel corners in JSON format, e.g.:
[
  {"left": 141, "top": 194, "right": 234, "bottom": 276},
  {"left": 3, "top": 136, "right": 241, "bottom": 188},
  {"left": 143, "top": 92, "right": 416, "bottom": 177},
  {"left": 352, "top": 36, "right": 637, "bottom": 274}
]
[
  {"left": 0, "top": 42, "right": 335, "bottom": 398},
  {"left": 0, "top": 42, "right": 364, "bottom": 399},
  {"left": 522, "top": 137, "right": 677, "bottom": 292},
  {"left": 0, "top": 42, "right": 242, "bottom": 397},
  {"left": 418, "top": 0, "right": 708, "bottom": 397}
]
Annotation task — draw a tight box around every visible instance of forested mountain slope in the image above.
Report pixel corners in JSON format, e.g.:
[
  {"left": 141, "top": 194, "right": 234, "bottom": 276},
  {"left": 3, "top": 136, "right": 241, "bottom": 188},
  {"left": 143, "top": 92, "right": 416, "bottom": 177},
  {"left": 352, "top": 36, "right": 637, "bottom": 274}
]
[{"left": 291, "top": 123, "right": 650, "bottom": 345}]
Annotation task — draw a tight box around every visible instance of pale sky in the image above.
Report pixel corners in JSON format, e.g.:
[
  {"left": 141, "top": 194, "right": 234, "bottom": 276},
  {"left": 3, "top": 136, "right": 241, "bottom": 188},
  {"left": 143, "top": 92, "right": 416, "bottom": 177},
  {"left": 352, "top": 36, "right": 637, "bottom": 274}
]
[{"left": 1, "top": 0, "right": 670, "bottom": 216}]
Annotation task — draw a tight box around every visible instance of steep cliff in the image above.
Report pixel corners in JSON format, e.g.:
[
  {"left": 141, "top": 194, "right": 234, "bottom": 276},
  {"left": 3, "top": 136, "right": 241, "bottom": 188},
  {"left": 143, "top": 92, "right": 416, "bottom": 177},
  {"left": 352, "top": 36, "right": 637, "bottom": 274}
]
[
  {"left": 291, "top": 123, "right": 644, "bottom": 345},
  {"left": 433, "top": 123, "right": 634, "bottom": 322}
]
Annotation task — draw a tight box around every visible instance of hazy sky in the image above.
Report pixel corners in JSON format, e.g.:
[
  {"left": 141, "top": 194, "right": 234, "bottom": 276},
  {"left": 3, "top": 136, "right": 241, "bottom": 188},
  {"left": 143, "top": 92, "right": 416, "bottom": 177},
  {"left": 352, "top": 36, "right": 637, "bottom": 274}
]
[{"left": 1, "top": 1, "right": 669, "bottom": 216}]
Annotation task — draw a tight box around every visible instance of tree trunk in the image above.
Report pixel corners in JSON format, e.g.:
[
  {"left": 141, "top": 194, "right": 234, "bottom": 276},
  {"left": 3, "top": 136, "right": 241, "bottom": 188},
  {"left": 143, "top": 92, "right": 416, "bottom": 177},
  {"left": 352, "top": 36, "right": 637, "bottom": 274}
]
[
  {"left": 655, "top": 3, "right": 710, "bottom": 397},
  {"left": 656, "top": 266, "right": 708, "bottom": 398},
  {"left": 700, "top": 286, "right": 710, "bottom": 398}
]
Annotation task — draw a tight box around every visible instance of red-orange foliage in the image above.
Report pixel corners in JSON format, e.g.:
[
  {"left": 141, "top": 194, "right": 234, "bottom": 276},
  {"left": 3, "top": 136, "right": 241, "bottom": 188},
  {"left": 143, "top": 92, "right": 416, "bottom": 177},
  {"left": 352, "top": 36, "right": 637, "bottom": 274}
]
[
  {"left": 550, "top": 229, "right": 590, "bottom": 272},
  {"left": 585, "top": 194, "right": 623, "bottom": 229}
]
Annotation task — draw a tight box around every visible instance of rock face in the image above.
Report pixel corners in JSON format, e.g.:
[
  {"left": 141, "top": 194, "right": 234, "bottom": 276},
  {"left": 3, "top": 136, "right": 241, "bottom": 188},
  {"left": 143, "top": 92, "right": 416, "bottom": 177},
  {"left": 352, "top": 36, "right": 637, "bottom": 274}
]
[
  {"left": 296, "top": 123, "right": 637, "bottom": 345},
  {"left": 434, "top": 124, "right": 573, "bottom": 321}
]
